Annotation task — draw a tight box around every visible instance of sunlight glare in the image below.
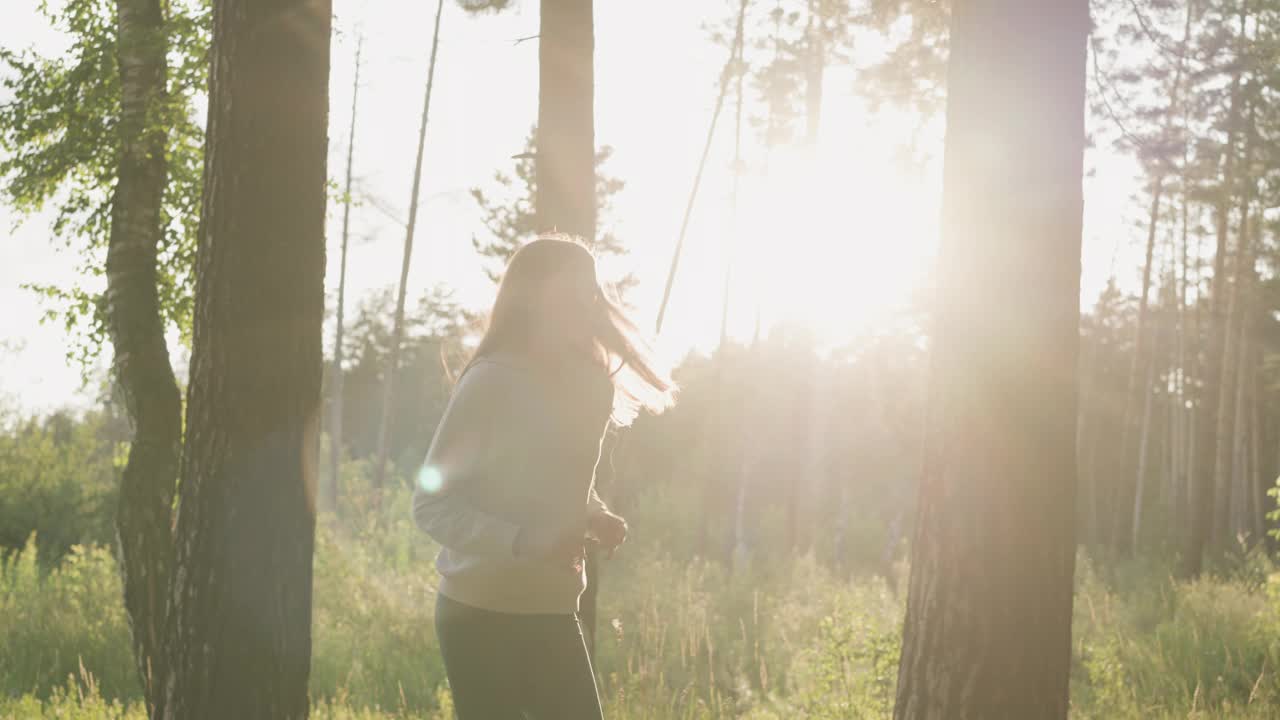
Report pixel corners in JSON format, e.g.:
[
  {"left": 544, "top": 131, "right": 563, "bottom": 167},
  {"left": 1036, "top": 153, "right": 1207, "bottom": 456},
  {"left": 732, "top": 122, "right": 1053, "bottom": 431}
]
[
  {"left": 417, "top": 465, "right": 444, "bottom": 494},
  {"left": 734, "top": 124, "right": 937, "bottom": 346}
]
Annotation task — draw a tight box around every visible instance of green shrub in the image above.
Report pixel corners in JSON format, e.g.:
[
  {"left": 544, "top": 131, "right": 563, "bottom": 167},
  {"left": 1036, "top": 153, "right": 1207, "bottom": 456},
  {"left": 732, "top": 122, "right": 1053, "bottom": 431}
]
[
  {"left": 1072, "top": 554, "right": 1280, "bottom": 718},
  {"left": 0, "top": 412, "right": 120, "bottom": 565},
  {"left": 0, "top": 536, "right": 136, "bottom": 702},
  {"left": 310, "top": 484, "right": 447, "bottom": 712}
]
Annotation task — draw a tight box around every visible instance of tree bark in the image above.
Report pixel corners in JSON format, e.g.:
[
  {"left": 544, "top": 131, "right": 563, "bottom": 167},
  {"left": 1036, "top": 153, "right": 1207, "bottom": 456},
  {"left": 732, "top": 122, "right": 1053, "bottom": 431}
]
[
  {"left": 372, "top": 0, "right": 446, "bottom": 497},
  {"left": 161, "top": 1, "right": 330, "bottom": 717},
  {"left": 892, "top": 0, "right": 1086, "bottom": 717},
  {"left": 327, "top": 36, "right": 362, "bottom": 514},
  {"left": 108, "top": 0, "right": 181, "bottom": 709},
  {"left": 535, "top": 0, "right": 595, "bottom": 239}
]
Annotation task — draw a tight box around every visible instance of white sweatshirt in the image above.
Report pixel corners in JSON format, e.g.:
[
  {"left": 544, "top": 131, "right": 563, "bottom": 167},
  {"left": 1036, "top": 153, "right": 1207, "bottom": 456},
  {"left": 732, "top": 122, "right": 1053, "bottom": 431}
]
[{"left": 412, "top": 352, "right": 613, "bottom": 615}]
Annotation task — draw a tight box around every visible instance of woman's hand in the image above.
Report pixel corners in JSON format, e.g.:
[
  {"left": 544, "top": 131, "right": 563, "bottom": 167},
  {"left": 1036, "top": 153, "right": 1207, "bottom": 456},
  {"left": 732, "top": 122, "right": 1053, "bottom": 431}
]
[
  {"left": 587, "top": 511, "right": 628, "bottom": 557},
  {"left": 514, "top": 525, "right": 585, "bottom": 572}
]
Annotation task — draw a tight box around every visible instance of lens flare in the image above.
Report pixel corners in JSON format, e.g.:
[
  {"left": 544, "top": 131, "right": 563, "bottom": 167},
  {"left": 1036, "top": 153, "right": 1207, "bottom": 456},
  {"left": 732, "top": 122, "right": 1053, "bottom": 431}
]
[{"left": 417, "top": 465, "right": 444, "bottom": 494}]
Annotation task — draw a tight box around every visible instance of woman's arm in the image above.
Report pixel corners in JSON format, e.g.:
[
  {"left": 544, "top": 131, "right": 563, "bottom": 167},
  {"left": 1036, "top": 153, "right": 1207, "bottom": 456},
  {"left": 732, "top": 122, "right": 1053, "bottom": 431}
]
[
  {"left": 411, "top": 362, "right": 521, "bottom": 557},
  {"left": 585, "top": 484, "right": 627, "bottom": 553},
  {"left": 587, "top": 485, "right": 609, "bottom": 517}
]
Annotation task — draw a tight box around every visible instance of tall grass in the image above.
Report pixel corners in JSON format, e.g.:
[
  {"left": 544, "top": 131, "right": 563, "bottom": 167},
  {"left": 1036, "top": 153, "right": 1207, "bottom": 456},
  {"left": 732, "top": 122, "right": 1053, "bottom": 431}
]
[{"left": 4, "top": 478, "right": 1280, "bottom": 718}]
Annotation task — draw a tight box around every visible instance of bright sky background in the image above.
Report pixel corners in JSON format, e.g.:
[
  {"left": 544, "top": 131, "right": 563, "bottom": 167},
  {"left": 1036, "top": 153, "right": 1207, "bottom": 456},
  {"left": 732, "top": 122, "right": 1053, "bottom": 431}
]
[{"left": 0, "top": 0, "right": 1141, "bottom": 414}]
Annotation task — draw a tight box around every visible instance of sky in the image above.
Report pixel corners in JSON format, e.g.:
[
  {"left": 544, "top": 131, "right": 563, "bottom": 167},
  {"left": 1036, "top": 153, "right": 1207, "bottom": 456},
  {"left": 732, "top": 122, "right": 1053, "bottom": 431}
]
[{"left": 0, "top": 0, "right": 1142, "bottom": 414}]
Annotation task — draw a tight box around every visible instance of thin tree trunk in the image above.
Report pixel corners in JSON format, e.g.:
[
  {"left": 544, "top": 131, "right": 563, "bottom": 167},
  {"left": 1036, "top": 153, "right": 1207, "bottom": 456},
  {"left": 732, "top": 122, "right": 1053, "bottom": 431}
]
[
  {"left": 724, "top": 0, "right": 751, "bottom": 575},
  {"left": 1117, "top": 0, "right": 1193, "bottom": 552},
  {"left": 1076, "top": 315, "right": 1098, "bottom": 545},
  {"left": 1172, "top": 174, "right": 1189, "bottom": 538},
  {"left": 1186, "top": 7, "right": 1246, "bottom": 578},
  {"left": 162, "top": 0, "right": 330, "bottom": 717},
  {"left": 1132, "top": 348, "right": 1157, "bottom": 552},
  {"left": 328, "top": 35, "right": 362, "bottom": 514},
  {"left": 1185, "top": 217, "right": 1202, "bottom": 549},
  {"left": 1087, "top": 424, "right": 1101, "bottom": 547},
  {"left": 1185, "top": 396, "right": 1196, "bottom": 540},
  {"left": 1212, "top": 103, "right": 1255, "bottom": 550},
  {"left": 721, "top": 0, "right": 747, "bottom": 349},
  {"left": 1169, "top": 359, "right": 1180, "bottom": 535},
  {"left": 1228, "top": 284, "right": 1251, "bottom": 541},
  {"left": 732, "top": 298, "right": 765, "bottom": 574},
  {"left": 804, "top": 0, "right": 824, "bottom": 147},
  {"left": 1212, "top": 238, "right": 1243, "bottom": 550},
  {"left": 372, "top": 0, "right": 445, "bottom": 497},
  {"left": 1249, "top": 351, "right": 1264, "bottom": 540},
  {"left": 801, "top": 366, "right": 830, "bottom": 555},
  {"left": 1083, "top": 278, "right": 1116, "bottom": 540},
  {"left": 108, "top": 0, "right": 181, "bottom": 709},
  {"left": 1114, "top": 182, "right": 1162, "bottom": 552},
  {"left": 1173, "top": 17, "right": 1193, "bottom": 544},
  {"left": 654, "top": 0, "right": 745, "bottom": 334},
  {"left": 892, "top": 0, "right": 1086, "bottom": 716}
]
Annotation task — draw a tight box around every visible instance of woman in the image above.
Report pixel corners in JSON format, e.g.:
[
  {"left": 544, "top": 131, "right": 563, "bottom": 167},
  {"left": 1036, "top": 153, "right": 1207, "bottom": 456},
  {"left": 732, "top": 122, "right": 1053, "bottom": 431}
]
[{"left": 413, "top": 236, "right": 675, "bottom": 719}]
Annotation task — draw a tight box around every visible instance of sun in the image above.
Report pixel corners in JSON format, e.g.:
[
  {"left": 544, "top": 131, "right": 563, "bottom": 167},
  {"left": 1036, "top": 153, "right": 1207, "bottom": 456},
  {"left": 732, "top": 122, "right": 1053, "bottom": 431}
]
[{"left": 732, "top": 139, "right": 937, "bottom": 348}]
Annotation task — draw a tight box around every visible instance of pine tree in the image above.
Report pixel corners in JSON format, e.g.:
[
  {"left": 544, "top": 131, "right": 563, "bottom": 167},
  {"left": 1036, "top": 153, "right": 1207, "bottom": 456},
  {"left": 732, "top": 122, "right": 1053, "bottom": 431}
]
[
  {"left": 470, "top": 131, "right": 629, "bottom": 286},
  {"left": 893, "top": 0, "right": 1087, "bottom": 716}
]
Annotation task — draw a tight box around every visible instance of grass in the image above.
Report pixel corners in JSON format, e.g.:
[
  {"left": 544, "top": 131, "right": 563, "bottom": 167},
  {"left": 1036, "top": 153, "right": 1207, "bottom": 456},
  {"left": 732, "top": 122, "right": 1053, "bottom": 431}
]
[{"left": 4, "top": 482, "right": 1280, "bottom": 718}]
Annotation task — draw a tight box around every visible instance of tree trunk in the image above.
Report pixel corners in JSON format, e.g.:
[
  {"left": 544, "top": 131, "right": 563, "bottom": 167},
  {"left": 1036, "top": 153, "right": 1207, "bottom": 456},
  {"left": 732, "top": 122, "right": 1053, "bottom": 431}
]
[
  {"left": 1172, "top": 204, "right": 1189, "bottom": 536},
  {"left": 1212, "top": 242, "right": 1244, "bottom": 549},
  {"left": 1248, "top": 353, "right": 1264, "bottom": 540},
  {"left": 1131, "top": 349, "right": 1157, "bottom": 552},
  {"left": 1186, "top": 8, "right": 1245, "bottom": 578},
  {"left": 1116, "top": 0, "right": 1195, "bottom": 553},
  {"left": 537, "top": 0, "right": 599, "bottom": 651},
  {"left": 372, "top": 0, "right": 446, "bottom": 498},
  {"left": 1187, "top": 391, "right": 1197, "bottom": 544},
  {"left": 328, "top": 36, "right": 362, "bottom": 514},
  {"left": 1113, "top": 182, "right": 1161, "bottom": 552},
  {"left": 803, "top": 0, "right": 824, "bottom": 147},
  {"left": 1212, "top": 106, "right": 1254, "bottom": 551},
  {"left": 1228, "top": 285, "right": 1252, "bottom": 541},
  {"left": 108, "top": 0, "right": 181, "bottom": 709},
  {"left": 892, "top": 0, "right": 1086, "bottom": 717},
  {"left": 1172, "top": 13, "right": 1193, "bottom": 543},
  {"left": 1076, "top": 315, "right": 1098, "bottom": 544},
  {"left": 161, "top": 1, "right": 330, "bottom": 717},
  {"left": 535, "top": 0, "right": 595, "bottom": 239},
  {"left": 653, "top": 0, "right": 745, "bottom": 334}
]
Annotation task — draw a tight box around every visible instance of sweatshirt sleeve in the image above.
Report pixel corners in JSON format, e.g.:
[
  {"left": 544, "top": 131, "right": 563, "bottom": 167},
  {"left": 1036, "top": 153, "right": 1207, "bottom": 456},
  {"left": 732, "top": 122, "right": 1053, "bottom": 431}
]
[
  {"left": 587, "top": 485, "right": 609, "bottom": 517},
  {"left": 412, "top": 362, "right": 522, "bottom": 558}
]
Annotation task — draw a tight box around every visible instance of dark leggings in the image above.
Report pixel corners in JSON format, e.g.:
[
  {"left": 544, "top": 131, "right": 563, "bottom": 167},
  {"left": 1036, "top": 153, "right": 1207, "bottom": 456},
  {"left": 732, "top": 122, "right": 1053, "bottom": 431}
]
[{"left": 435, "top": 592, "right": 604, "bottom": 720}]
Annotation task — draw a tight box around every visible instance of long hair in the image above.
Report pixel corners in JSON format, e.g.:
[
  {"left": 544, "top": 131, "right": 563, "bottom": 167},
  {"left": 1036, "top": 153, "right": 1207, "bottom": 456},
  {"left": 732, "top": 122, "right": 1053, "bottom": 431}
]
[{"left": 465, "top": 235, "right": 675, "bottom": 424}]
